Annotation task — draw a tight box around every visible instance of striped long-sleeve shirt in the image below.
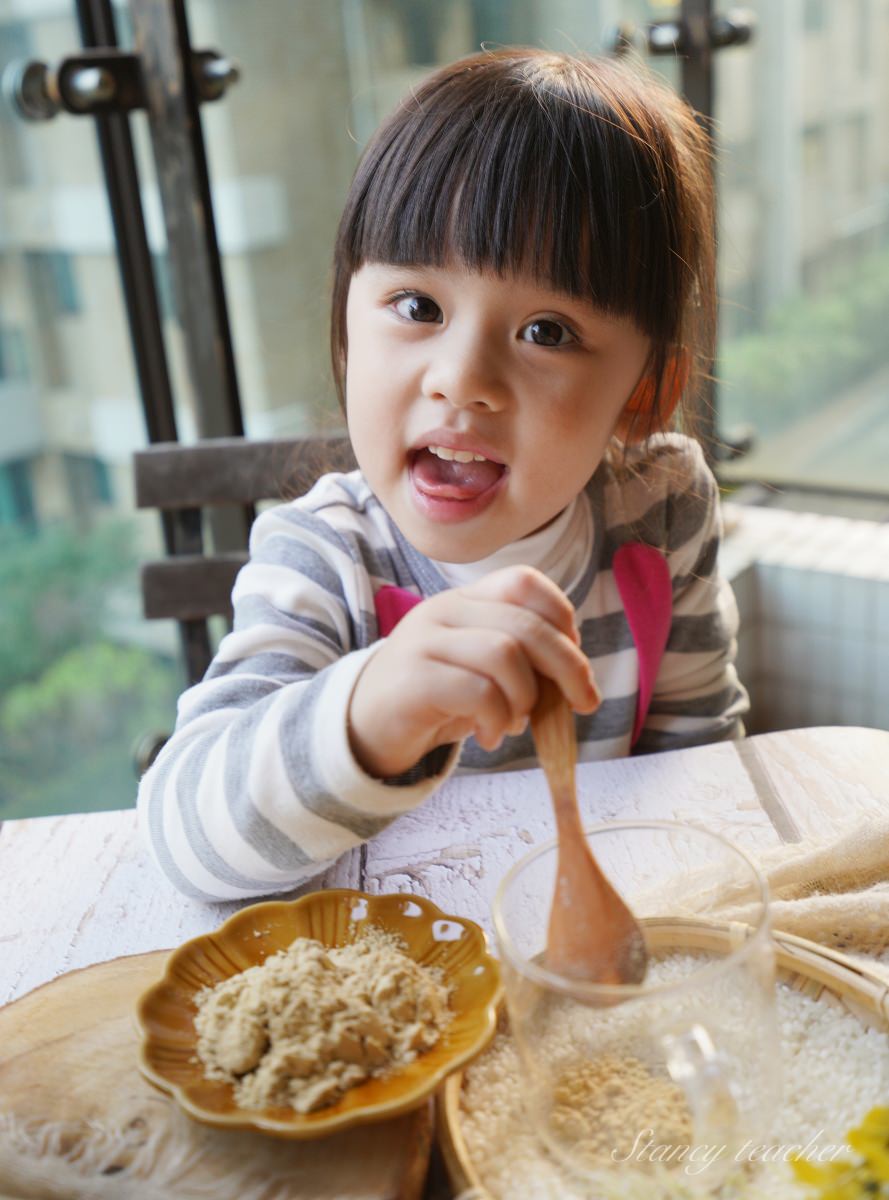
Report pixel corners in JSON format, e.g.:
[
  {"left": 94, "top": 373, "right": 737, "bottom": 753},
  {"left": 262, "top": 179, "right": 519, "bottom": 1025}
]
[{"left": 137, "top": 433, "right": 748, "bottom": 901}]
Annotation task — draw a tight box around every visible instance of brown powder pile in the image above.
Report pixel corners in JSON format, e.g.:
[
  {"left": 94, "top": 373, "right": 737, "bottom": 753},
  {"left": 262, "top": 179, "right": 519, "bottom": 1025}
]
[
  {"left": 193, "top": 927, "right": 450, "bottom": 1113},
  {"left": 549, "top": 1053, "right": 693, "bottom": 1169}
]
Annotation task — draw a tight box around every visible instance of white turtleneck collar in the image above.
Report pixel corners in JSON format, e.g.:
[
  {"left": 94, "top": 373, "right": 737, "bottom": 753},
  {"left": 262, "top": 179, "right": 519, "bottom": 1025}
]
[{"left": 430, "top": 491, "right": 593, "bottom": 597}]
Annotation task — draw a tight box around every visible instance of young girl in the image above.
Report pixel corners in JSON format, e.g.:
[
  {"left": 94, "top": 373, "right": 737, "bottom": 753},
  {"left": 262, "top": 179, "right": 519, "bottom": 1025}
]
[{"left": 138, "top": 47, "right": 747, "bottom": 902}]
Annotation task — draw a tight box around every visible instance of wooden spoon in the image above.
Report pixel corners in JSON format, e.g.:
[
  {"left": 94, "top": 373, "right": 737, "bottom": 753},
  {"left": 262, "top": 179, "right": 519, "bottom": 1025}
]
[{"left": 530, "top": 675, "right": 648, "bottom": 986}]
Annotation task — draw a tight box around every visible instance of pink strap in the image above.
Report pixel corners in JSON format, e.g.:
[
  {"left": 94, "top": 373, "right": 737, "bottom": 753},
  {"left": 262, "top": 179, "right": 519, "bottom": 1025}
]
[
  {"left": 374, "top": 584, "right": 422, "bottom": 636},
  {"left": 613, "top": 543, "right": 673, "bottom": 746}
]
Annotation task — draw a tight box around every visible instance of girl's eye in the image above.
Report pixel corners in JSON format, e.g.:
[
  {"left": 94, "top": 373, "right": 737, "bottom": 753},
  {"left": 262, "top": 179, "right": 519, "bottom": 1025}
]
[
  {"left": 521, "top": 319, "right": 576, "bottom": 348},
  {"left": 392, "top": 293, "right": 442, "bottom": 323}
]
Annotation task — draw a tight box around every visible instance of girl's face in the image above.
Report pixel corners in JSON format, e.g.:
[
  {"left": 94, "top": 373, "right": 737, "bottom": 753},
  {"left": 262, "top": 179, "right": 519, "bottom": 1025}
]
[{"left": 345, "top": 262, "right": 652, "bottom": 563}]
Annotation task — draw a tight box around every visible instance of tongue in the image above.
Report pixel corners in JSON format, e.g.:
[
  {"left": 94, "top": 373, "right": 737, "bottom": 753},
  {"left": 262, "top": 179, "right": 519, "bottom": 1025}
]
[{"left": 412, "top": 448, "right": 504, "bottom": 500}]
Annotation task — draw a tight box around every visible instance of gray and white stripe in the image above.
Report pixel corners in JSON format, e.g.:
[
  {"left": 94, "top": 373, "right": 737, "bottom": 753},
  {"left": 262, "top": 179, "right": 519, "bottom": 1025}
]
[{"left": 137, "top": 435, "right": 747, "bottom": 900}]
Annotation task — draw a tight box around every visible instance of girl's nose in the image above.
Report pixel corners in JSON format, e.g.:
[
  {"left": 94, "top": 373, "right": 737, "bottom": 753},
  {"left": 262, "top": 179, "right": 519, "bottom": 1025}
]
[{"left": 420, "top": 336, "right": 509, "bottom": 412}]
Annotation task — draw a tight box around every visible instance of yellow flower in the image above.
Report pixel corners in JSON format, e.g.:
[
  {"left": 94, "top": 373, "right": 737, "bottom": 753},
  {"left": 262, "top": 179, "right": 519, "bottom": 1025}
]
[
  {"left": 791, "top": 1107, "right": 889, "bottom": 1197},
  {"left": 790, "top": 1155, "right": 871, "bottom": 1199},
  {"left": 847, "top": 1106, "right": 889, "bottom": 1182}
]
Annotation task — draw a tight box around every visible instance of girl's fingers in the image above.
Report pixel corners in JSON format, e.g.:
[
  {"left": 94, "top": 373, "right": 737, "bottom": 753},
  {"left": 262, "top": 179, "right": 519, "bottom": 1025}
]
[
  {"left": 418, "top": 654, "right": 515, "bottom": 749},
  {"left": 432, "top": 594, "right": 598, "bottom": 713},
  {"left": 424, "top": 627, "right": 539, "bottom": 730},
  {"left": 464, "top": 565, "right": 580, "bottom": 641}
]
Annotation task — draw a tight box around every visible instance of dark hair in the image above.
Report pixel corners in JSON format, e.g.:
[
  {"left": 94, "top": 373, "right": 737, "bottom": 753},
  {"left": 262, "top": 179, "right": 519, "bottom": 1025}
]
[{"left": 330, "top": 47, "right": 715, "bottom": 441}]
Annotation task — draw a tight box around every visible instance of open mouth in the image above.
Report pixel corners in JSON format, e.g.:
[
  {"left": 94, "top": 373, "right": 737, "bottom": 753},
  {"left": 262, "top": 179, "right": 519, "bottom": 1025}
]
[{"left": 409, "top": 445, "right": 507, "bottom": 502}]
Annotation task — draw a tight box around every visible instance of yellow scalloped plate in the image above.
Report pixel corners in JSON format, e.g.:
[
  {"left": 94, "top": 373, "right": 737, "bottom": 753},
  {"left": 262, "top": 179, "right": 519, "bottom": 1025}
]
[{"left": 135, "top": 888, "right": 502, "bottom": 1138}]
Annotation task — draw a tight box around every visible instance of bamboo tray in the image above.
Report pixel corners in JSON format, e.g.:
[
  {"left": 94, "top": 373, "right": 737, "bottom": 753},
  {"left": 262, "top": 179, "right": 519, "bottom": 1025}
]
[{"left": 437, "top": 921, "right": 889, "bottom": 1198}]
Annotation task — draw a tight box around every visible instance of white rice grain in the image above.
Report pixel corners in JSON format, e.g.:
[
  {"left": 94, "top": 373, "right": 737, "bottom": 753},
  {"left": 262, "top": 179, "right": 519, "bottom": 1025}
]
[{"left": 459, "top": 964, "right": 889, "bottom": 1200}]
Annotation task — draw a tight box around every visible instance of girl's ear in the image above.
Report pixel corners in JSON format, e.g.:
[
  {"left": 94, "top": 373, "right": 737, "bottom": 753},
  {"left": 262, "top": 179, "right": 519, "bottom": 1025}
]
[{"left": 616, "top": 351, "right": 690, "bottom": 442}]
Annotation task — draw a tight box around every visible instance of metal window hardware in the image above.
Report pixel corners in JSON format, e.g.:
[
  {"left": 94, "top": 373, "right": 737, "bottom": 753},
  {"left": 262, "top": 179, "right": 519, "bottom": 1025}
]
[
  {"left": 191, "top": 50, "right": 241, "bottom": 102},
  {"left": 609, "top": 8, "right": 755, "bottom": 57},
  {"left": 3, "top": 45, "right": 239, "bottom": 122},
  {"left": 605, "top": 2, "right": 758, "bottom": 468}
]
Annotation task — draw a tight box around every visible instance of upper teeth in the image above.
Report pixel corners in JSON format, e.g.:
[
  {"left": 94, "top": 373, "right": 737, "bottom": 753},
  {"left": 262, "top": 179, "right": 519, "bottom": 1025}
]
[{"left": 428, "top": 445, "right": 489, "bottom": 463}]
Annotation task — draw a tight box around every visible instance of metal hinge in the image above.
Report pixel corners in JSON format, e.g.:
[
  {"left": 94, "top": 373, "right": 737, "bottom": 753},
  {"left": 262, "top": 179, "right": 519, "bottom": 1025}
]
[
  {"left": 608, "top": 8, "right": 756, "bottom": 57},
  {"left": 2, "top": 45, "right": 239, "bottom": 122}
]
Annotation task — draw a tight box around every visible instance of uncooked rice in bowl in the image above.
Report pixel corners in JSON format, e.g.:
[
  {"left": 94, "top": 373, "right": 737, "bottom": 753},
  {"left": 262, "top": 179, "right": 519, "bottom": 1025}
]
[{"left": 459, "top": 959, "right": 889, "bottom": 1199}]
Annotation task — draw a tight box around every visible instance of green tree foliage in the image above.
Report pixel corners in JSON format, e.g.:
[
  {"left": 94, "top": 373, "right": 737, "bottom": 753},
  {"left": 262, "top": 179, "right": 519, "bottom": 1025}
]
[
  {"left": 720, "top": 246, "right": 889, "bottom": 437},
  {"left": 0, "top": 641, "right": 180, "bottom": 818},
  {"left": 0, "top": 520, "right": 181, "bottom": 817},
  {"left": 0, "top": 520, "right": 134, "bottom": 688}
]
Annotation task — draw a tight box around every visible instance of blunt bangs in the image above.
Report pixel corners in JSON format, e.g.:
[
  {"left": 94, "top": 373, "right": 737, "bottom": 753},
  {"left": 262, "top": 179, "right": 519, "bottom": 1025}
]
[{"left": 331, "top": 49, "right": 715, "bottom": 430}]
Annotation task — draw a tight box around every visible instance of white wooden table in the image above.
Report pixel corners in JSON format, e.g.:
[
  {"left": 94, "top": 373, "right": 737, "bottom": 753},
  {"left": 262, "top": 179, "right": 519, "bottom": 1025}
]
[{"left": 3, "top": 726, "right": 888, "bottom": 1007}]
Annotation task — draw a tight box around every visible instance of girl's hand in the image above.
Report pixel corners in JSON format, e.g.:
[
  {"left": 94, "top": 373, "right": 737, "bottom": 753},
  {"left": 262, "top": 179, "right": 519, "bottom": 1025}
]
[{"left": 347, "top": 566, "right": 600, "bottom": 779}]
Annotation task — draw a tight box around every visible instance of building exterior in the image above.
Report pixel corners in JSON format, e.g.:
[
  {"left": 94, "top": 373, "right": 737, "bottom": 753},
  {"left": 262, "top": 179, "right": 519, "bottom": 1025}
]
[{"left": 1, "top": 0, "right": 888, "bottom": 531}]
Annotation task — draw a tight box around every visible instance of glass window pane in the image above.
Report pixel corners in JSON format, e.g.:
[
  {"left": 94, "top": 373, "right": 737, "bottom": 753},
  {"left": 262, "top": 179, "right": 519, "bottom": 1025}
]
[
  {"left": 183, "top": 0, "right": 675, "bottom": 444},
  {"left": 0, "top": 3, "right": 182, "bottom": 820},
  {"left": 20, "top": 0, "right": 873, "bottom": 817},
  {"left": 3, "top": 0, "right": 674, "bottom": 821},
  {"left": 716, "top": 0, "right": 889, "bottom": 495}
]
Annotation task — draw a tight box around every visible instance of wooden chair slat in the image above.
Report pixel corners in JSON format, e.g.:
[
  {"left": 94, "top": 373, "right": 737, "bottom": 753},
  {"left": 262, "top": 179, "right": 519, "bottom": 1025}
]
[
  {"left": 134, "top": 435, "right": 356, "bottom": 510},
  {"left": 141, "top": 554, "right": 247, "bottom": 621},
  {"left": 135, "top": 434, "right": 354, "bottom": 697}
]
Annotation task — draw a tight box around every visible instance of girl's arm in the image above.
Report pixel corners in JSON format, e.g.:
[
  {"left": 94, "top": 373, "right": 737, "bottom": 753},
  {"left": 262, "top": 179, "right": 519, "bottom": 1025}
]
[
  {"left": 137, "top": 500, "right": 596, "bottom": 902},
  {"left": 634, "top": 443, "right": 749, "bottom": 753},
  {"left": 136, "top": 504, "right": 460, "bottom": 902}
]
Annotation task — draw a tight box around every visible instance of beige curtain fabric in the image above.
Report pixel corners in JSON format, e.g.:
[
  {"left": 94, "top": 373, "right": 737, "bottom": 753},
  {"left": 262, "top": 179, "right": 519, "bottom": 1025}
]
[{"left": 653, "top": 814, "right": 889, "bottom": 974}]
